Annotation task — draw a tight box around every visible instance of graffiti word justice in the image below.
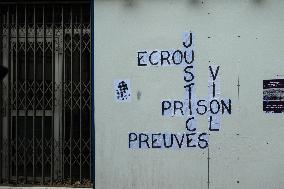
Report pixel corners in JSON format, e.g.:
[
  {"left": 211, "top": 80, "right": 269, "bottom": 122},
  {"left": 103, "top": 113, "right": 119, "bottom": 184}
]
[{"left": 129, "top": 32, "right": 232, "bottom": 149}]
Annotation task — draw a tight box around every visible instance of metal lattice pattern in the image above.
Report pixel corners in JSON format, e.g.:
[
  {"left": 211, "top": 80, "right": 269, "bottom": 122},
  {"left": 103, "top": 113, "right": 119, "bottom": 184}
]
[{"left": 0, "top": 2, "right": 92, "bottom": 186}]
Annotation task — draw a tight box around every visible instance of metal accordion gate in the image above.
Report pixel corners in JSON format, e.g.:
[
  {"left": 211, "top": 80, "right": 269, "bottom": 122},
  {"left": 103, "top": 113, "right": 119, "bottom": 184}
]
[{"left": 0, "top": 1, "right": 92, "bottom": 186}]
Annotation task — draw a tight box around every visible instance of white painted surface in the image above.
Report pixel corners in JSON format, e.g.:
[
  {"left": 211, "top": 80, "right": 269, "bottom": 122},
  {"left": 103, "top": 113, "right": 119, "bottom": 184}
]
[{"left": 94, "top": 0, "right": 284, "bottom": 188}]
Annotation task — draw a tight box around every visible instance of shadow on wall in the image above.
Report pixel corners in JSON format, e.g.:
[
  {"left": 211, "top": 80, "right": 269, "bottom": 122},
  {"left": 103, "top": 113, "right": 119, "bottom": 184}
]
[
  {"left": 253, "top": 0, "right": 265, "bottom": 3},
  {"left": 189, "top": 0, "right": 201, "bottom": 5},
  {"left": 95, "top": 0, "right": 267, "bottom": 4},
  {"left": 124, "top": 0, "right": 136, "bottom": 7},
  {"left": 188, "top": 0, "right": 266, "bottom": 5},
  {"left": 95, "top": 0, "right": 137, "bottom": 7}
]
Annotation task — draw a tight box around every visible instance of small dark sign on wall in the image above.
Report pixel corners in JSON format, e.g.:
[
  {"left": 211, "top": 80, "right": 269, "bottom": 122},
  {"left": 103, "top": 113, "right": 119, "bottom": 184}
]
[{"left": 263, "top": 79, "right": 284, "bottom": 113}]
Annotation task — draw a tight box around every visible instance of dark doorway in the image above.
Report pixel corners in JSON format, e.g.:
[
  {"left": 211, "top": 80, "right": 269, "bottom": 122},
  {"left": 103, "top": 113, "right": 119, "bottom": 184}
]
[{"left": 0, "top": 1, "right": 93, "bottom": 187}]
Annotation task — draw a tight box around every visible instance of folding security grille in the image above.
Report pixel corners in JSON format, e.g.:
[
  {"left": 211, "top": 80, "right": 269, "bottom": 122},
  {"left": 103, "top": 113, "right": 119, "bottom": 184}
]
[{"left": 0, "top": 1, "right": 93, "bottom": 186}]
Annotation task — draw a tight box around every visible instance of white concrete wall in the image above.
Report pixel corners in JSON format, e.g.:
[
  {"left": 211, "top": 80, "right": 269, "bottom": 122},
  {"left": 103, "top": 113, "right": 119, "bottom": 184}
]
[{"left": 94, "top": 0, "right": 284, "bottom": 188}]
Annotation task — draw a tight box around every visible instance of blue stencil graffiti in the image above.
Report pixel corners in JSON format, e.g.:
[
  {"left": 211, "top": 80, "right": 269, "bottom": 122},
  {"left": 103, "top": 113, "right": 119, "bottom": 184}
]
[{"left": 114, "top": 79, "right": 131, "bottom": 102}]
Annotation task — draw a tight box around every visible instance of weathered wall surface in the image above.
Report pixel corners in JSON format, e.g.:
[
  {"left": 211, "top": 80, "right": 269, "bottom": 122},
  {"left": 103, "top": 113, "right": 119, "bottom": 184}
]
[{"left": 94, "top": 0, "right": 284, "bottom": 188}]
